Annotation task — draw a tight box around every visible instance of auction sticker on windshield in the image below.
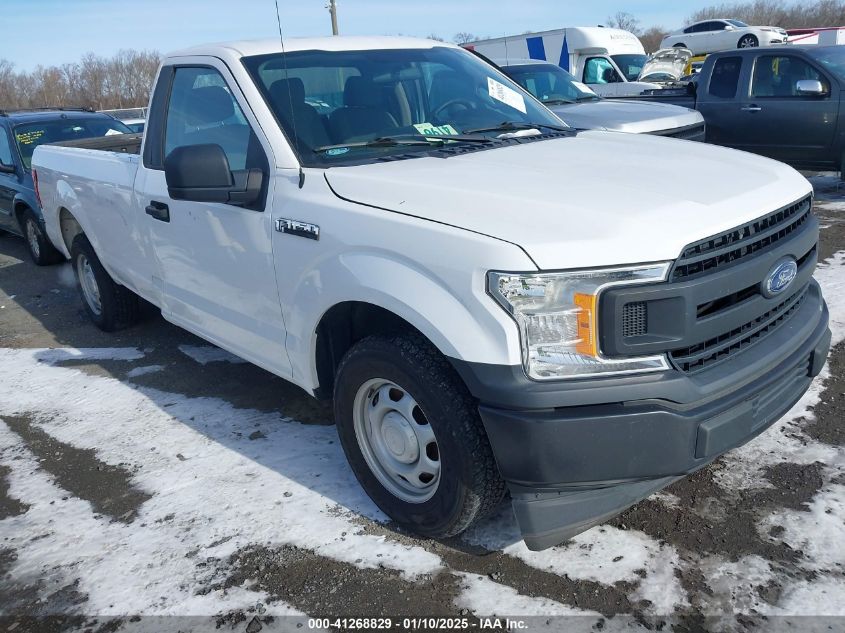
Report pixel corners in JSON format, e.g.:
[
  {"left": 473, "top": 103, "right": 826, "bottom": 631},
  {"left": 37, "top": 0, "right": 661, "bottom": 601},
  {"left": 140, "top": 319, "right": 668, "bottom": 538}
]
[
  {"left": 413, "top": 123, "right": 460, "bottom": 136},
  {"left": 487, "top": 77, "right": 527, "bottom": 114}
]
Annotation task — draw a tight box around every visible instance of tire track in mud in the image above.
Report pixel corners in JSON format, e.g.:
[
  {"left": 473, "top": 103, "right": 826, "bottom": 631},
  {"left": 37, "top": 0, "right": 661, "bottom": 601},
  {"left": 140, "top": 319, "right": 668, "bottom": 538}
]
[{"left": 2, "top": 415, "right": 152, "bottom": 522}]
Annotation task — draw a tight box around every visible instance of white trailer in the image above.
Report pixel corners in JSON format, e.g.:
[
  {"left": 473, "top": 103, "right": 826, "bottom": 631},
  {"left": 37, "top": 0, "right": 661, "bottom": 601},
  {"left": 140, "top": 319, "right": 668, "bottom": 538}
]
[{"left": 466, "top": 27, "right": 661, "bottom": 97}]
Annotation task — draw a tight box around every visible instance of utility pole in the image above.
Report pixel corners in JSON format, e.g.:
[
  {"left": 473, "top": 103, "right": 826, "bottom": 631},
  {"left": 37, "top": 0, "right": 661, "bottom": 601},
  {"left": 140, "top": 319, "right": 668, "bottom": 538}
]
[{"left": 327, "top": 0, "right": 339, "bottom": 35}]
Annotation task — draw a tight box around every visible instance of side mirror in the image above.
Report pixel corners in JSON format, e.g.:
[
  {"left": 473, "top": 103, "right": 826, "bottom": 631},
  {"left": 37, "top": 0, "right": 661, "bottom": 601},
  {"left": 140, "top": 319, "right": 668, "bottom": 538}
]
[
  {"left": 724, "top": 24, "right": 736, "bottom": 31},
  {"left": 796, "top": 79, "right": 828, "bottom": 96},
  {"left": 0, "top": 161, "right": 16, "bottom": 174},
  {"left": 164, "top": 143, "right": 263, "bottom": 206}
]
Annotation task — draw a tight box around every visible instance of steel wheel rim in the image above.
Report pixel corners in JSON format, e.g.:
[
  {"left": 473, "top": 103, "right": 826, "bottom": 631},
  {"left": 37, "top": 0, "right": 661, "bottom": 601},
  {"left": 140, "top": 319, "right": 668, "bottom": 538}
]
[
  {"left": 25, "top": 219, "right": 40, "bottom": 259},
  {"left": 352, "top": 378, "right": 441, "bottom": 503},
  {"left": 77, "top": 253, "right": 102, "bottom": 316}
]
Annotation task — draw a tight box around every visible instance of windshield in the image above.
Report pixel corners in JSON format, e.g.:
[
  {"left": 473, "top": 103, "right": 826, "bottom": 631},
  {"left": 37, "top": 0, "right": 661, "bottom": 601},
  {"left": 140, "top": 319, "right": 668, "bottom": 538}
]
[
  {"left": 503, "top": 64, "right": 599, "bottom": 104},
  {"left": 807, "top": 47, "right": 845, "bottom": 81},
  {"left": 610, "top": 54, "right": 648, "bottom": 82},
  {"left": 726, "top": 19, "right": 749, "bottom": 27},
  {"left": 242, "top": 46, "right": 565, "bottom": 166},
  {"left": 14, "top": 117, "right": 131, "bottom": 168}
]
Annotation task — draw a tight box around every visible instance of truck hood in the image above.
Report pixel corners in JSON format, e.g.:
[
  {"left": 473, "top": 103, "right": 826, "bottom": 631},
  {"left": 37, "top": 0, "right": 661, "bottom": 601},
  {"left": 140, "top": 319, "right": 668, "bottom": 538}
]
[
  {"left": 549, "top": 99, "right": 701, "bottom": 133},
  {"left": 324, "top": 131, "right": 811, "bottom": 270}
]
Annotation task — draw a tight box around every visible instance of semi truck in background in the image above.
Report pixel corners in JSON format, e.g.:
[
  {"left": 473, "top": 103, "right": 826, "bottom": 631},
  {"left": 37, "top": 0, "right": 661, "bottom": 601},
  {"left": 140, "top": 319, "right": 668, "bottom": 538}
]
[{"left": 466, "top": 27, "right": 664, "bottom": 97}]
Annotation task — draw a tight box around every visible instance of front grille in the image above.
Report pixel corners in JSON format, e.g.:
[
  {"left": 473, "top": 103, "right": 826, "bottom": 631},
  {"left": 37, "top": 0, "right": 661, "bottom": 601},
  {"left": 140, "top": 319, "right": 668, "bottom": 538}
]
[
  {"left": 672, "top": 196, "right": 812, "bottom": 281},
  {"left": 622, "top": 301, "right": 648, "bottom": 337},
  {"left": 670, "top": 287, "right": 808, "bottom": 374}
]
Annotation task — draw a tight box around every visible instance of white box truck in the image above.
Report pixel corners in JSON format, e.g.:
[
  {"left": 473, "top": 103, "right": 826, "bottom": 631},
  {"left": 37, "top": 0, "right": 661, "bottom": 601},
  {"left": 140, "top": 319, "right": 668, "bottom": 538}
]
[{"left": 466, "top": 27, "right": 662, "bottom": 97}]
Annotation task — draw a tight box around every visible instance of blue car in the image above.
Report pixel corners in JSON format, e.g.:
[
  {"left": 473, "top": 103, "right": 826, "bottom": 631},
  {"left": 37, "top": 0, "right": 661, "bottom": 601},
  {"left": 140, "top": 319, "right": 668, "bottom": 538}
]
[{"left": 0, "top": 108, "right": 132, "bottom": 264}]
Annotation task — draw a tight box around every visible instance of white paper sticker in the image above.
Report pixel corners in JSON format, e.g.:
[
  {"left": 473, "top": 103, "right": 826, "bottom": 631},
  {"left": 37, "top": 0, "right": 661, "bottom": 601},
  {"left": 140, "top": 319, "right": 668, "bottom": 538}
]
[
  {"left": 572, "top": 81, "right": 597, "bottom": 96},
  {"left": 487, "top": 77, "right": 527, "bottom": 114}
]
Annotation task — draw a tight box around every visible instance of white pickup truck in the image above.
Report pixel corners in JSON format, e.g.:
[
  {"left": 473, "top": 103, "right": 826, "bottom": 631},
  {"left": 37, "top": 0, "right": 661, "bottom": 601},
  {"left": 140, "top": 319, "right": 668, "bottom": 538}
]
[{"left": 32, "top": 36, "right": 830, "bottom": 551}]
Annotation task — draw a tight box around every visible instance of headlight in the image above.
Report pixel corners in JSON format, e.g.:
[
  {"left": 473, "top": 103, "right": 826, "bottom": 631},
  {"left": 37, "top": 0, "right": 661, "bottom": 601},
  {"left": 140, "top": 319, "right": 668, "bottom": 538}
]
[{"left": 488, "top": 263, "right": 672, "bottom": 380}]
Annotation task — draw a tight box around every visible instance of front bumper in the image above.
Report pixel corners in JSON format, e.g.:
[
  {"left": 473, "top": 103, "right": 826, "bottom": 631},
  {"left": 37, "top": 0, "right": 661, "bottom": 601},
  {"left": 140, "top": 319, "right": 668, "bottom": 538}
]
[{"left": 452, "top": 284, "right": 830, "bottom": 551}]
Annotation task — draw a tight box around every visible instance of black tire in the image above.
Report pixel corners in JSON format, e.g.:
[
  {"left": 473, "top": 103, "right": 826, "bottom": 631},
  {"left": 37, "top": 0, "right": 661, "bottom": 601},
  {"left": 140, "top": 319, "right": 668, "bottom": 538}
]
[
  {"left": 333, "top": 333, "right": 506, "bottom": 538},
  {"left": 738, "top": 34, "right": 759, "bottom": 48},
  {"left": 70, "top": 233, "right": 139, "bottom": 332},
  {"left": 19, "top": 209, "right": 63, "bottom": 266}
]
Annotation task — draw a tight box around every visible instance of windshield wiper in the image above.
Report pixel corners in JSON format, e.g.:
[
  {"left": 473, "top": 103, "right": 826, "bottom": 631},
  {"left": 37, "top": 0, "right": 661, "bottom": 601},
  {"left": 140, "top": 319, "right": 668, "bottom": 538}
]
[
  {"left": 314, "top": 134, "right": 494, "bottom": 153},
  {"left": 575, "top": 95, "right": 601, "bottom": 102},
  {"left": 542, "top": 98, "right": 575, "bottom": 105},
  {"left": 463, "top": 121, "right": 570, "bottom": 134}
]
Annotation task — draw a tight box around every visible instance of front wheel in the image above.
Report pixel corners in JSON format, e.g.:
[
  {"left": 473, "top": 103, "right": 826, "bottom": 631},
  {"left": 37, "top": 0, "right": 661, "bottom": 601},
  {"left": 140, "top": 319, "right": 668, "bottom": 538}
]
[
  {"left": 20, "top": 209, "right": 63, "bottom": 266},
  {"left": 333, "top": 334, "right": 506, "bottom": 538},
  {"left": 738, "top": 34, "right": 759, "bottom": 48},
  {"left": 70, "top": 234, "right": 139, "bottom": 332}
]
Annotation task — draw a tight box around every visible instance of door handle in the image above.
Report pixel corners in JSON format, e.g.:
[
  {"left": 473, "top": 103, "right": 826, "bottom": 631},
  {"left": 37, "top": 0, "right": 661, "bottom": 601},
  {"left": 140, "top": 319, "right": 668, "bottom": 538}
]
[
  {"left": 145, "top": 201, "right": 170, "bottom": 222},
  {"left": 741, "top": 105, "right": 762, "bottom": 113}
]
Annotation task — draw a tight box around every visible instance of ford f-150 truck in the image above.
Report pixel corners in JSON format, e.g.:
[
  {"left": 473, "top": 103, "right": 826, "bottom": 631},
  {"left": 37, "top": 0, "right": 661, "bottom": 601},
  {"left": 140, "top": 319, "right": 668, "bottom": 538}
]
[{"left": 32, "top": 37, "right": 831, "bottom": 550}]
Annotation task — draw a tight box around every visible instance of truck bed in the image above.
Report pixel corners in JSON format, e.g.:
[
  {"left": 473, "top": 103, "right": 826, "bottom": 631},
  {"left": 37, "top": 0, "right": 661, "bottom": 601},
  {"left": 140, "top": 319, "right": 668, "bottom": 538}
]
[{"left": 53, "top": 132, "right": 143, "bottom": 155}]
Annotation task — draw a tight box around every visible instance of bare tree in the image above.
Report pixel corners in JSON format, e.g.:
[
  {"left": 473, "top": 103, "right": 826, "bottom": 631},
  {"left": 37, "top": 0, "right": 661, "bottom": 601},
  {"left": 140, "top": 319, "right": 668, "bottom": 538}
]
[
  {"left": 605, "top": 11, "right": 642, "bottom": 35},
  {"left": 0, "top": 49, "right": 161, "bottom": 111},
  {"left": 453, "top": 32, "right": 477, "bottom": 45},
  {"left": 639, "top": 26, "right": 670, "bottom": 52}
]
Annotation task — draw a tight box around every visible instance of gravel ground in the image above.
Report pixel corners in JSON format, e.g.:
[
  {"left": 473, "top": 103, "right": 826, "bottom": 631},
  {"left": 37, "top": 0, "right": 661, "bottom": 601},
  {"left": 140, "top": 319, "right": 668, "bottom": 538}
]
[{"left": 0, "top": 176, "right": 843, "bottom": 633}]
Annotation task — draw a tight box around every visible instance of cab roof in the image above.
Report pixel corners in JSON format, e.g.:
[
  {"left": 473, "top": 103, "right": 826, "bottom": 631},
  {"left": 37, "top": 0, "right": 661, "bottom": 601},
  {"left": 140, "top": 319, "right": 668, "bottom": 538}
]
[
  {"left": 0, "top": 108, "right": 114, "bottom": 125},
  {"left": 167, "top": 35, "right": 456, "bottom": 60}
]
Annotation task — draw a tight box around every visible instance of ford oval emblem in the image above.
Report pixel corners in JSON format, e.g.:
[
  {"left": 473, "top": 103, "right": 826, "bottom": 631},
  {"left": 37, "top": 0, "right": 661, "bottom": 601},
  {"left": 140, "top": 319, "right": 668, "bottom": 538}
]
[{"left": 762, "top": 257, "right": 798, "bottom": 299}]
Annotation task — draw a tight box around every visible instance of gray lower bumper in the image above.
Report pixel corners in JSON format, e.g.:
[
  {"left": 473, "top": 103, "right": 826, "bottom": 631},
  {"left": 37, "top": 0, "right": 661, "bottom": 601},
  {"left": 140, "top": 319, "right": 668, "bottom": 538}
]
[{"left": 459, "top": 290, "right": 831, "bottom": 551}]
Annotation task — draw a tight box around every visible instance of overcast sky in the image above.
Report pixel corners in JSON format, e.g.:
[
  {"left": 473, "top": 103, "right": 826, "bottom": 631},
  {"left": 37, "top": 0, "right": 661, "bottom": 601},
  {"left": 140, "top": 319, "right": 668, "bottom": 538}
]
[{"left": 6, "top": 0, "right": 706, "bottom": 69}]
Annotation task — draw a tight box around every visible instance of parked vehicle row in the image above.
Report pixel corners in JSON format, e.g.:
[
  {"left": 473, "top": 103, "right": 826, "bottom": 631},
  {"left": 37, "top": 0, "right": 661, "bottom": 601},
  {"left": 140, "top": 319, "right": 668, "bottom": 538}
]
[
  {"left": 30, "top": 36, "right": 830, "bottom": 551},
  {"left": 0, "top": 108, "right": 134, "bottom": 264}
]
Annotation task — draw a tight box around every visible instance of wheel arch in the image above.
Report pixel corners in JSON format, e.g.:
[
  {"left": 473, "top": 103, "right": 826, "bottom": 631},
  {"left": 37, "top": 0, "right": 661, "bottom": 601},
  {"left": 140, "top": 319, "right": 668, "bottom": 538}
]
[{"left": 57, "top": 207, "right": 85, "bottom": 258}]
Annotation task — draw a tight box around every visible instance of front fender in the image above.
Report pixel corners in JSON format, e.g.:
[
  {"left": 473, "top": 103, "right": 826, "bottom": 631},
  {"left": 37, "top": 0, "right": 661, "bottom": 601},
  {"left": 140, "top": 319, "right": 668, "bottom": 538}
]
[{"left": 284, "top": 249, "right": 529, "bottom": 393}]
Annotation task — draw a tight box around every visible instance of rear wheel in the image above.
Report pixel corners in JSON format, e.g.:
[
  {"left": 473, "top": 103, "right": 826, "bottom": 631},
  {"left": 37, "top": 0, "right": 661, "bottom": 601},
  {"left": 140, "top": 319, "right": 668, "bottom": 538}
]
[
  {"left": 20, "top": 209, "right": 63, "bottom": 266},
  {"left": 70, "top": 234, "right": 139, "bottom": 331},
  {"left": 334, "top": 333, "right": 506, "bottom": 538},
  {"left": 673, "top": 43, "right": 688, "bottom": 49},
  {"left": 738, "top": 34, "right": 759, "bottom": 48}
]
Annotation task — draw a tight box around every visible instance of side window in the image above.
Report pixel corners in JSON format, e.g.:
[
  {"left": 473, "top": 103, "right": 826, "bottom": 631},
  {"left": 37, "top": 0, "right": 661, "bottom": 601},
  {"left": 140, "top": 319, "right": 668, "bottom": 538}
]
[
  {"left": 683, "top": 25, "right": 694, "bottom": 34},
  {"left": 164, "top": 66, "right": 262, "bottom": 171},
  {"left": 709, "top": 21, "right": 727, "bottom": 31},
  {"left": 709, "top": 56, "right": 742, "bottom": 98},
  {"left": 0, "top": 128, "right": 13, "bottom": 166},
  {"left": 584, "top": 57, "right": 617, "bottom": 84},
  {"left": 751, "top": 55, "right": 827, "bottom": 97}
]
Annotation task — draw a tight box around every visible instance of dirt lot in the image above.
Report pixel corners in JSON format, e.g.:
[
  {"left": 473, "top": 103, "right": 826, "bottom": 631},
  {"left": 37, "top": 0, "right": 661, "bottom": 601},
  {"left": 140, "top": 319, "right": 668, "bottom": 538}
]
[{"left": 0, "top": 176, "right": 844, "bottom": 633}]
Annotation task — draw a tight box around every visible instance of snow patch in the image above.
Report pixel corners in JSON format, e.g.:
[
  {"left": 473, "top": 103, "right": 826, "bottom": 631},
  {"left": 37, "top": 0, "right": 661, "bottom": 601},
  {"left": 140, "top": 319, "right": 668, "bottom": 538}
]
[
  {"left": 0, "top": 347, "right": 443, "bottom": 618},
  {"left": 126, "top": 365, "right": 165, "bottom": 378},
  {"left": 464, "top": 511, "right": 687, "bottom": 614}
]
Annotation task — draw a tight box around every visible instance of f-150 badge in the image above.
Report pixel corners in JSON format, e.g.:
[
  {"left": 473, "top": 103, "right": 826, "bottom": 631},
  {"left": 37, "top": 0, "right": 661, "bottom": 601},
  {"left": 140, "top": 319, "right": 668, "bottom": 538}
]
[{"left": 275, "top": 218, "right": 320, "bottom": 241}]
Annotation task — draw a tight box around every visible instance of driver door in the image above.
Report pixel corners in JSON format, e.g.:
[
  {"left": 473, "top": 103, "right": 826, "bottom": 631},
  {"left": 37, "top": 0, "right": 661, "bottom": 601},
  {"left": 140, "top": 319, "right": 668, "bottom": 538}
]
[{"left": 134, "top": 60, "right": 292, "bottom": 377}]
